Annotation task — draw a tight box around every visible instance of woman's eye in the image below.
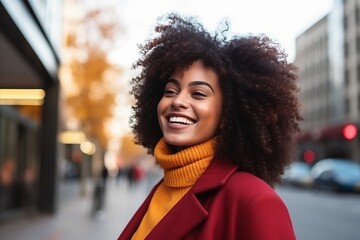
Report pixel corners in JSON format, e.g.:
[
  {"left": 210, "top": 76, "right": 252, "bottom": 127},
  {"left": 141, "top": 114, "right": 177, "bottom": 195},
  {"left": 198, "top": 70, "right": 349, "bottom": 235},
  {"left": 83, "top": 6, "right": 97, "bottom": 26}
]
[
  {"left": 164, "top": 89, "right": 177, "bottom": 96},
  {"left": 192, "top": 91, "right": 207, "bottom": 98}
]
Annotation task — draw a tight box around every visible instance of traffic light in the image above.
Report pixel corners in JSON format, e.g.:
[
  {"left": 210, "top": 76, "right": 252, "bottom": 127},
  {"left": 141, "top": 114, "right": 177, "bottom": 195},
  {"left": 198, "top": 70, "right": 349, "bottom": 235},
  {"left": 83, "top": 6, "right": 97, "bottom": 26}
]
[
  {"left": 342, "top": 124, "right": 358, "bottom": 140},
  {"left": 303, "top": 150, "right": 316, "bottom": 163}
]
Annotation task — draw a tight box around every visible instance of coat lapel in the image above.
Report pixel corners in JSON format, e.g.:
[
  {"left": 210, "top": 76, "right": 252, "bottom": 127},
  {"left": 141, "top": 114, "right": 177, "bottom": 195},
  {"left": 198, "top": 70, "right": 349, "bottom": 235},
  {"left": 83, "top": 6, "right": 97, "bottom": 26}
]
[
  {"left": 146, "top": 158, "right": 239, "bottom": 239},
  {"left": 191, "top": 157, "right": 239, "bottom": 194},
  {"left": 146, "top": 192, "right": 208, "bottom": 239}
]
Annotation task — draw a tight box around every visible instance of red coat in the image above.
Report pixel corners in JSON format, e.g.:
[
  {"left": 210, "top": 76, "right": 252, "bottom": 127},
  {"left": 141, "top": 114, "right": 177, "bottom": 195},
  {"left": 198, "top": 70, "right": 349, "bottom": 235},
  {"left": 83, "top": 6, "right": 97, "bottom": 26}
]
[{"left": 118, "top": 158, "right": 296, "bottom": 240}]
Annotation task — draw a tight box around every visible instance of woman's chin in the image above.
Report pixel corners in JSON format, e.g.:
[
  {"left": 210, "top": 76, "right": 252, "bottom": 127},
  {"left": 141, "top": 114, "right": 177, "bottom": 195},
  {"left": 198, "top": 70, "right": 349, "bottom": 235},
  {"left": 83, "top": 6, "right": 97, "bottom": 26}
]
[{"left": 163, "top": 137, "right": 191, "bottom": 149}]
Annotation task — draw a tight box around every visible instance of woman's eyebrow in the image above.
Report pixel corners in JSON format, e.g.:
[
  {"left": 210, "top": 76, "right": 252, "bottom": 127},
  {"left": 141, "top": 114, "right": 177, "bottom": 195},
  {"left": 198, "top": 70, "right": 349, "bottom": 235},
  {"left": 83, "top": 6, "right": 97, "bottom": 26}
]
[
  {"left": 167, "top": 78, "right": 180, "bottom": 87},
  {"left": 189, "top": 81, "right": 214, "bottom": 93}
]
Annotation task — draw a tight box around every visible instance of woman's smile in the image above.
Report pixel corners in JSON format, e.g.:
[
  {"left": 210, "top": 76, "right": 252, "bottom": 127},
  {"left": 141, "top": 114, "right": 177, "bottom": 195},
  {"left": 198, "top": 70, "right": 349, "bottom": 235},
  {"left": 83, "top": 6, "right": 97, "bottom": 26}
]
[{"left": 166, "top": 114, "right": 197, "bottom": 129}]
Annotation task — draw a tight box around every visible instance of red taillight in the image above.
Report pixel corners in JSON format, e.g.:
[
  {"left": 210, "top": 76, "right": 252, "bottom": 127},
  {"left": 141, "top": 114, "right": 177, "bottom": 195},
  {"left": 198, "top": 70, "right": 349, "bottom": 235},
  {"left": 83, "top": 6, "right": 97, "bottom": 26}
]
[{"left": 343, "top": 124, "right": 358, "bottom": 140}]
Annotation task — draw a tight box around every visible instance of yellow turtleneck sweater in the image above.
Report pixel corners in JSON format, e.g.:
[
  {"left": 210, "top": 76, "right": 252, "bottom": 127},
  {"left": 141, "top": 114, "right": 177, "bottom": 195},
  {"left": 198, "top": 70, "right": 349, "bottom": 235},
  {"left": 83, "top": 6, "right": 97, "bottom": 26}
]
[{"left": 131, "top": 138, "right": 215, "bottom": 240}]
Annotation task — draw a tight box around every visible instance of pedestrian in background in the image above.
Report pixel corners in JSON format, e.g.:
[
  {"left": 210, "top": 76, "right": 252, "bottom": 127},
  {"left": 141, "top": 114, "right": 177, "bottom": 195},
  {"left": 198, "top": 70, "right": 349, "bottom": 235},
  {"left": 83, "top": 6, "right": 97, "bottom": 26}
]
[
  {"left": 92, "top": 164, "right": 108, "bottom": 220},
  {"left": 118, "top": 13, "right": 301, "bottom": 240}
]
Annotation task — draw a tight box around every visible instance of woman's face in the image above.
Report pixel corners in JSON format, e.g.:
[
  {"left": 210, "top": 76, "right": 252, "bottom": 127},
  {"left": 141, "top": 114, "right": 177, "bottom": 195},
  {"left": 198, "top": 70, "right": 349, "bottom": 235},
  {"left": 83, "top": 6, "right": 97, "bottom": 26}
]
[{"left": 157, "top": 60, "right": 223, "bottom": 149}]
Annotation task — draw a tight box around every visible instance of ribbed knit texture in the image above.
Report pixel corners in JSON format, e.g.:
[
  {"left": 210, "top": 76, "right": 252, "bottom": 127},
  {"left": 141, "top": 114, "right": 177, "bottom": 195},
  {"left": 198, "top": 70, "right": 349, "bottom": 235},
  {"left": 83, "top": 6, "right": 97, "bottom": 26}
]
[{"left": 131, "top": 138, "right": 215, "bottom": 240}]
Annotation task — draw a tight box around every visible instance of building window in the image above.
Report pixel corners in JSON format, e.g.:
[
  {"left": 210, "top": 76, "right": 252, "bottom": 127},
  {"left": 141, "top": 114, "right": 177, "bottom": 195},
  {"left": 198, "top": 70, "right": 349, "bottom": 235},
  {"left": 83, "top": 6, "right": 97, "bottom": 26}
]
[
  {"left": 345, "top": 69, "right": 350, "bottom": 87},
  {"left": 345, "top": 98, "right": 350, "bottom": 116}
]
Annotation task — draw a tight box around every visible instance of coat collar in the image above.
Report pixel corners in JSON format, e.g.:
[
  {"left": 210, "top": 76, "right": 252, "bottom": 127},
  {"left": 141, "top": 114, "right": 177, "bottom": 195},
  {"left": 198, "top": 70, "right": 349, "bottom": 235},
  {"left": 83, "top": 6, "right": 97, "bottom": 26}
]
[
  {"left": 146, "top": 157, "right": 239, "bottom": 239},
  {"left": 191, "top": 157, "right": 239, "bottom": 193}
]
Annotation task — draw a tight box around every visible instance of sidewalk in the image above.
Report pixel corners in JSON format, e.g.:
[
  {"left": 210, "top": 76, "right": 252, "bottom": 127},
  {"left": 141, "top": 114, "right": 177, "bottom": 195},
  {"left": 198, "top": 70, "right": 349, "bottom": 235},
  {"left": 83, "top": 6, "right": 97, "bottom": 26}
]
[{"left": 0, "top": 177, "right": 157, "bottom": 240}]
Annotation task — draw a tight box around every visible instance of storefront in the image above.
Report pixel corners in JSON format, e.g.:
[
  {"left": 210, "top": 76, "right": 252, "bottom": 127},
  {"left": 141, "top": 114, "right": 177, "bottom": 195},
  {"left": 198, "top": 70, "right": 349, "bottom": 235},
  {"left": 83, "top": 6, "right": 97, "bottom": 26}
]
[{"left": 0, "top": 0, "right": 62, "bottom": 218}]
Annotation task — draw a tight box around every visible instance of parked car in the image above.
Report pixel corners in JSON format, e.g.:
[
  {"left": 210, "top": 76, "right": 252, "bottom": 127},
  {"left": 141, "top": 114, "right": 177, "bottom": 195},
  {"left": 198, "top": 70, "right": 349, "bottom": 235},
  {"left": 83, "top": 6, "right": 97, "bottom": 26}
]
[
  {"left": 282, "top": 162, "right": 313, "bottom": 188},
  {"left": 311, "top": 158, "right": 360, "bottom": 193}
]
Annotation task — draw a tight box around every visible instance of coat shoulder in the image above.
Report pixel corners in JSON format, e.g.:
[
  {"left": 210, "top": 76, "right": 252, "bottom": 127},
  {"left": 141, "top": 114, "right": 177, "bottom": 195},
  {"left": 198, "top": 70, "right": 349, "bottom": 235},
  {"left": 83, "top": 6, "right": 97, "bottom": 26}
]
[
  {"left": 223, "top": 171, "right": 275, "bottom": 195},
  {"left": 216, "top": 171, "right": 295, "bottom": 239},
  {"left": 219, "top": 171, "right": 284, "bottom": 207}
]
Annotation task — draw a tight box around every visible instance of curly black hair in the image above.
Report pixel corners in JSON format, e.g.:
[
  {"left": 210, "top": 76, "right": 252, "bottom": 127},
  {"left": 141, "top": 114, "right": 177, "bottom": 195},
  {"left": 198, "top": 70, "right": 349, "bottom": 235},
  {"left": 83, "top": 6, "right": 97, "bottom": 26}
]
[{"left": 129, "top": 13, "right": 302, "bottom": 186}]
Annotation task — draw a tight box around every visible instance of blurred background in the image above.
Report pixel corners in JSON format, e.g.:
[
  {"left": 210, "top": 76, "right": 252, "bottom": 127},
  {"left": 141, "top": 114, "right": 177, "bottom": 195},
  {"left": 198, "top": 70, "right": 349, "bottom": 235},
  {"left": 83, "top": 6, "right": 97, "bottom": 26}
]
[{"left": 0, "top": 0, "right": 359, "bottom": 240}]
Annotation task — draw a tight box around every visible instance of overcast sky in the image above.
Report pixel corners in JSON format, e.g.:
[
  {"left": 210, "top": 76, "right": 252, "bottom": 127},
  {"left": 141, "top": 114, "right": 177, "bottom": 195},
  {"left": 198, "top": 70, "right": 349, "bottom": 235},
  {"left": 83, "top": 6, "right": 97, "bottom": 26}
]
[{"left": 113, "top": 0, "right": 334, "bottom": 67}]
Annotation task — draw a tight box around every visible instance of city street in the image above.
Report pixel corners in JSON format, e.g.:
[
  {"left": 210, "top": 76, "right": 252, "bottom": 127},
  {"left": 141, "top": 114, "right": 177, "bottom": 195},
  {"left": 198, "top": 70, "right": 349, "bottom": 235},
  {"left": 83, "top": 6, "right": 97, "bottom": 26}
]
[
  {"left": 278, "top": 186, "right": 360, "bottom": 240},
  {"left": 1, "top": 1, "right": 359, "bottom": 240},
  {"left": 1, "top": 177, "right": 359, "bottom": 240},
  {"left": 0, "top": 178, "right": 152, "bottom": 240}
]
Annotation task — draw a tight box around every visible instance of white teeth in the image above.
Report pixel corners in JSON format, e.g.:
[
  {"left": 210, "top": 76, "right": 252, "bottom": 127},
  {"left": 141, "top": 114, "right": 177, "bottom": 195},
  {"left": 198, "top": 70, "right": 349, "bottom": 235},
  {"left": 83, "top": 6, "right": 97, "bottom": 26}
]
[{"left": 169, "top": 116, "right": 195, "bottom": 125}]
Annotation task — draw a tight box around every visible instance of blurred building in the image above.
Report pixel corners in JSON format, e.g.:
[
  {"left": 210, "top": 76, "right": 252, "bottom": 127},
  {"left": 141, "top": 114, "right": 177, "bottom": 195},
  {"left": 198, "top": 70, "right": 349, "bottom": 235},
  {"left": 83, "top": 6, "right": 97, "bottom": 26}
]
[
  {"left": 295, "top": 0, "right": 360, "bottom": 163},
  {"left": 0, "top": 0, "right": 62, "bottom": 219}
]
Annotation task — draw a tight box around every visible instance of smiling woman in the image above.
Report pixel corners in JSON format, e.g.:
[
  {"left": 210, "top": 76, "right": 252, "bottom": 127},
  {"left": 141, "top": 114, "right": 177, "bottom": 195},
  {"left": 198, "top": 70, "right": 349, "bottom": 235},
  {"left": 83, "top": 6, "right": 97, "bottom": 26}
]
[
  {"left": 157, "top": 60, "right": 223, "bottom": 149},
  {"left": 118, "top": 13, "right": 301, "bottom": 240}
]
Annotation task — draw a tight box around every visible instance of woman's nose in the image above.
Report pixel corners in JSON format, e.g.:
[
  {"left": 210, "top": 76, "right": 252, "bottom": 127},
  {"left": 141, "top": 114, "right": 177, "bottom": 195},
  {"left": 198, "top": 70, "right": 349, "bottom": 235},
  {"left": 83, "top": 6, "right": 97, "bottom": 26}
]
[{"left": 171, "top": 92, "right": 189, "bottom": 109}]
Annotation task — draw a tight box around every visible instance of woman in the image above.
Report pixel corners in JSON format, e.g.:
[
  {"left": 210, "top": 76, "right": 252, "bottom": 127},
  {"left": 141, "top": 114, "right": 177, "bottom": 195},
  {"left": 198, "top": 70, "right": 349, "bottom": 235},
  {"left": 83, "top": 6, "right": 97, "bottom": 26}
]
[{"left": 118, "top": 13, "right": 301, "bottom": 240}]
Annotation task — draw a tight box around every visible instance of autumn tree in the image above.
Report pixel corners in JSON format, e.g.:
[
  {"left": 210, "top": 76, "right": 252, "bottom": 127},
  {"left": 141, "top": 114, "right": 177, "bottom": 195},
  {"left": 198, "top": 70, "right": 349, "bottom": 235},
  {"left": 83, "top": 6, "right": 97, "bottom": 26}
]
[{"left": 61, "top": 3, "right": 122, "bottom": 152}]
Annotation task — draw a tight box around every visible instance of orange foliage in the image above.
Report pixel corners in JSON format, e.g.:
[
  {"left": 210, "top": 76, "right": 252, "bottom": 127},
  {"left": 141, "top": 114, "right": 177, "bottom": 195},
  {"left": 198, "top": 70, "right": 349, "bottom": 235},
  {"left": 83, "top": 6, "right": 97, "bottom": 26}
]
[{"left": 62, "top": 5, "right": 122, "bottom": 150}]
